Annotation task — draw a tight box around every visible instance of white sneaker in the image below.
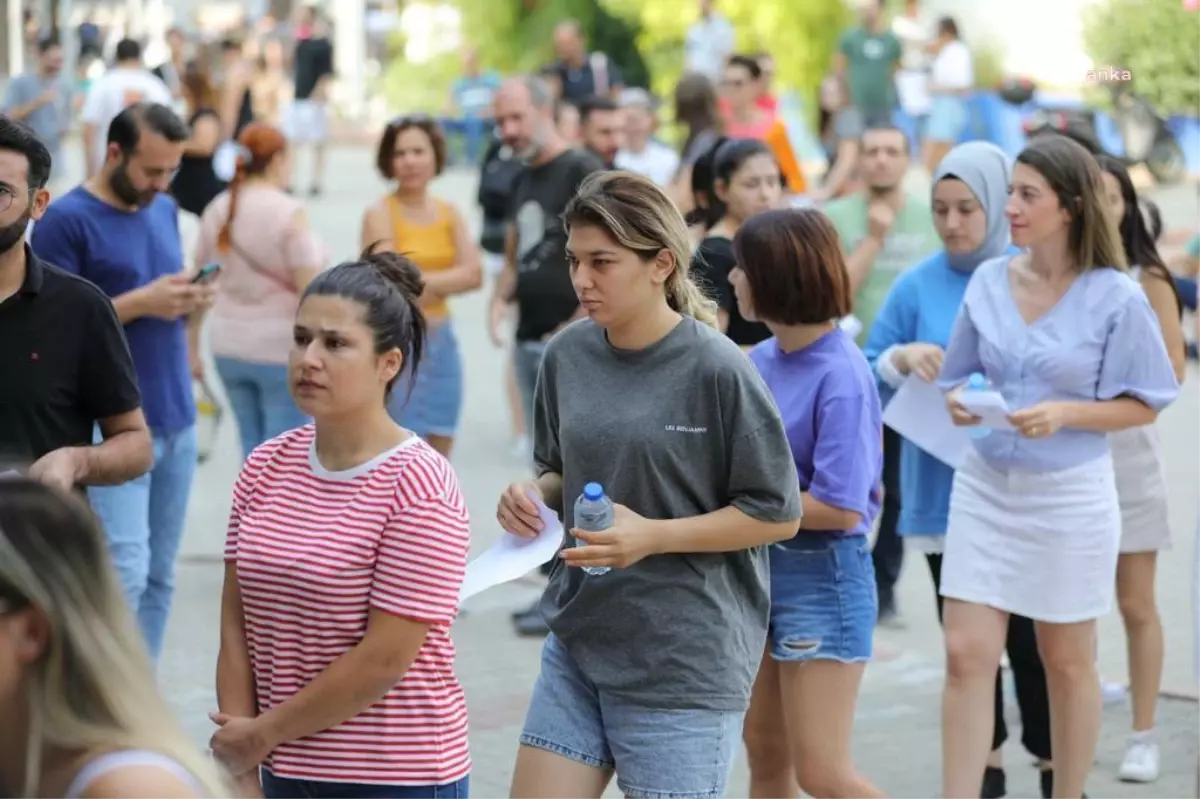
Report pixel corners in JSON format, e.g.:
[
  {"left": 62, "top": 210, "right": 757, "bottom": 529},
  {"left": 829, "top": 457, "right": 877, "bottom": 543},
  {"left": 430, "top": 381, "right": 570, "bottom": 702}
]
[
  {"left": 1101, "top": 680, "right": 1128, "bottom": 705},
  {"left": 1117, "top": 739, "right": 1160, "bottom": 783}
]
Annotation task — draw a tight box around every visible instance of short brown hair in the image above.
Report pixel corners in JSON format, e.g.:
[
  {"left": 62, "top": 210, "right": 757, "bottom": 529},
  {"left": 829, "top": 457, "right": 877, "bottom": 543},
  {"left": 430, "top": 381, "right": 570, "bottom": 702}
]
[
  {"left": 732, "top": 208, "right": 853, "bottom": 324},
  {"left": 375, "top": 115, "right": 447, "bottom": 180}
]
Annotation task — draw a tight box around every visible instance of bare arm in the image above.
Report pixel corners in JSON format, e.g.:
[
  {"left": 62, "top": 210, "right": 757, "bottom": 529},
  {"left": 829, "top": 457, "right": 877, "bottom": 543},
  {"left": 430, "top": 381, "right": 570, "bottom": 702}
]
[
  {"left": 818, "top": 140, "right": 859, "bottom": 200},
  {"left": 111, "top": 288, "right": 154, "bottom": 324},
  {"left": 360, "top": 202, "right": 391, "bottom": 253},
  {"left": 1058, "top": 397, "right": 1159, "bottom": 432},
  {"left": 183, "top": 114, "right": 222, "bottom": 156},
  {"left": 799, "top": 493, "right": 861, "bottom": 531},
  {"left": 83, "top": 409, "right": 154, "bottom": 485},
  {"left": 1142, "top": 271, "right": 1188, "bottom": 383},
  {"left": 219, "top": 70, "right": 248, "bottom": 138},
  {"left": 420, "top": 205, "right": 483, "bottom": 298},
  {"left": 534, "top": 471, "right": 564, "bottom": 511},
  {"left": 257, "top": 609, "right": 431, "bottom": 747},
  {"left": 845, "top": 235, "right": 884, "bottom": 295},
  {"left": 216, "top": 561, "right": 259, "bottom": 718},
  {"left": 82, "top": 123, "right": 98, "bottom": 176},
  {"left": 490, "top": 224, "right": 518, "bottom": 308},
  {"left": 653, "top": 506, "right": 799, "bottom": 554}
]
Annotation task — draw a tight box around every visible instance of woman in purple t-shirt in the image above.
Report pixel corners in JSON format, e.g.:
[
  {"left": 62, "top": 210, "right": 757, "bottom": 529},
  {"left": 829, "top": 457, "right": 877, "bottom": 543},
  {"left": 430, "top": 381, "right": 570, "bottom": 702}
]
[{"left": 730, "top": 208, "right": 886, "bottom": 798}]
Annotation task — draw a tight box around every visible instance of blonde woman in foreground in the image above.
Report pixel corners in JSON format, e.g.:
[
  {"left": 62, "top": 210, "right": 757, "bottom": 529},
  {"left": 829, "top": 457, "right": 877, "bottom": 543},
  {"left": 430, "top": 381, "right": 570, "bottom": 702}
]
[{"left": 0, "top": 478, "right": 226, "bottom": 798}]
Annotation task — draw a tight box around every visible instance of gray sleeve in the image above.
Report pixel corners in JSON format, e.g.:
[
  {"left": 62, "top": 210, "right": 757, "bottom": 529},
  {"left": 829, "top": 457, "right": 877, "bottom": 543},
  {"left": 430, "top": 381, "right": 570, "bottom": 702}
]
[
  {"left": 833, "top": 107, "right": 864, "bottom": 142},
  {"left": 722, "top": 354, "right": 802, "bottom": 524},
  {"left": 531, "top": 346, "right": 563, "bottom": 479}
]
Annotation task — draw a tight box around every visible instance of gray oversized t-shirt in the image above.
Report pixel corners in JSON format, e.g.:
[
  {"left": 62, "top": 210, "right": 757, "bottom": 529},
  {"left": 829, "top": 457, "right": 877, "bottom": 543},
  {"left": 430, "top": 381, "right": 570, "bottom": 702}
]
[{"left": 533, "top": 317, "right": 802, "bottom": 711}]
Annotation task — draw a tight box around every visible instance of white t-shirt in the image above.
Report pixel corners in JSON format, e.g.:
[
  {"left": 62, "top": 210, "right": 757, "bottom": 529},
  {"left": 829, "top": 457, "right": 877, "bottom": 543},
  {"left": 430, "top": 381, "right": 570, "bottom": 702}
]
[
  {"left": 931, "top": 41, "right": 974, "bottom": 92},
  {"left": 80, "top": 67, "right": 174, "bottom": 169},
  {"left": 684, "top": 14, "right": 735, "bottom": 80},
  {"left": 615, "top": 140, "right": 681, "bottom": 188}
]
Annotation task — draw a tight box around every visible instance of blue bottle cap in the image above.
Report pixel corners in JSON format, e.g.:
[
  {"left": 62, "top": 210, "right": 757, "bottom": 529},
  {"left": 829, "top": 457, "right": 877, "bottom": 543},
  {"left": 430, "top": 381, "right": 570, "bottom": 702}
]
[
  {"left": 967, "top": 372, "right": 987, "bottom": 389},
  {"left": 583, "top": 482, "right": 604, "bottom": 501}
]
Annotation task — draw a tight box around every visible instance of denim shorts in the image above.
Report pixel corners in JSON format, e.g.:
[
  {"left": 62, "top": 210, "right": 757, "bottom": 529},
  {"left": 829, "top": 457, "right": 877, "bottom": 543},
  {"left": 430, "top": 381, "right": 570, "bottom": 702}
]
[
  {"left": 261, "top": 769, "right": 468, "bottom": 798},
  {"left": 389, "top": 321, "right": 463, "bottom": 438},
  {"left": 520, "top": 634, "right": 743, "bottom": 799},
  {"left": 768, "top": 533, "right": 877, "bottom": 663},
  {"left": 927, "top": 95, "right": 970, "bottom": 142}
]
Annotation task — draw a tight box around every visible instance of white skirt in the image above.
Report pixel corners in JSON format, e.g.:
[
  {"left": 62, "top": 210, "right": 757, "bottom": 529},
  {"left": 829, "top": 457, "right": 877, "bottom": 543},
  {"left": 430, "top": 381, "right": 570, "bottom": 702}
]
[
  {"left": 941, "top": 450, "right": 1120, "bottom": 623},
  {"left": 1110, "top": 425, "right": 1172, "bottom": 553}
]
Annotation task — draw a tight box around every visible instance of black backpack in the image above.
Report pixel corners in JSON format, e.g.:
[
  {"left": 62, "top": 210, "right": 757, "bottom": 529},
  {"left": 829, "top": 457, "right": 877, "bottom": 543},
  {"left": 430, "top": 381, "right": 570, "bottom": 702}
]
[{"left": 478, "top": 140, "right": 525, "bottom": 220}]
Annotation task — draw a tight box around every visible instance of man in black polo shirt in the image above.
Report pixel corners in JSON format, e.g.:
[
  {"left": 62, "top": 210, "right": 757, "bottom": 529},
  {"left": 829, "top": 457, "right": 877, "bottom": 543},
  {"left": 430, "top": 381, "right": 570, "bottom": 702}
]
[
  {"left": 489, "top": 75, "right": 605, "bottom": 637},
  {"left": 0, "top": 116, "right": 151, "bottom": 490}
]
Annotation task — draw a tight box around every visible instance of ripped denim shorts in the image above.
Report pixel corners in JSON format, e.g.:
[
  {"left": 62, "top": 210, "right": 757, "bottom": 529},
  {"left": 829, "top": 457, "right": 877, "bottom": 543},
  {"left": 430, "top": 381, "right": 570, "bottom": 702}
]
[{"left": 767, "top": 533, "right": 877, "bottom": 663}]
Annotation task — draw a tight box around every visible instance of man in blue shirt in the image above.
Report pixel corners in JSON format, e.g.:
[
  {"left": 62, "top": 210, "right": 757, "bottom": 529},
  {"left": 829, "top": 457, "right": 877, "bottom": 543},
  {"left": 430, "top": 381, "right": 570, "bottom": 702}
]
[{"left": 31, "top": 102, "right": 214, "bottom": 663}]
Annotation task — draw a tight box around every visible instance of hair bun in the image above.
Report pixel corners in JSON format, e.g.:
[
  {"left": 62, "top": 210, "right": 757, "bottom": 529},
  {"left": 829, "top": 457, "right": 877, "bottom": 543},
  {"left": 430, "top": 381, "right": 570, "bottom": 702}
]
[{"left": 360, "top": 244, "right": 425, "bottom": 303}]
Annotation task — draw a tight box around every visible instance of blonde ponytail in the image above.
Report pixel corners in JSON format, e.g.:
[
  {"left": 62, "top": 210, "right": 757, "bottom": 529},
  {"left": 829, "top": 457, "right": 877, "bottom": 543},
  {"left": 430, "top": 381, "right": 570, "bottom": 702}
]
[{"left": 667, "top": 272, "right": 719, "bottom": 328}]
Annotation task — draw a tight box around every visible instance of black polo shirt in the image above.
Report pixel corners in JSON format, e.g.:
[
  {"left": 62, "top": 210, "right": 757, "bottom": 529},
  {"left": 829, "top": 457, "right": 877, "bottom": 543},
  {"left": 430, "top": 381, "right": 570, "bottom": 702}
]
[{"left": 0, "top": 246, "right": 142, "bottom": 466}]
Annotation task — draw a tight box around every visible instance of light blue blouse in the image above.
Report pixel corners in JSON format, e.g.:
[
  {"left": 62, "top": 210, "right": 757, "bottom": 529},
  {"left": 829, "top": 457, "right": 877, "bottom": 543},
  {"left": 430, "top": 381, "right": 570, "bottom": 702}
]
[{"left": 939, "top": 256, "right": 1180, "bottom": 473}]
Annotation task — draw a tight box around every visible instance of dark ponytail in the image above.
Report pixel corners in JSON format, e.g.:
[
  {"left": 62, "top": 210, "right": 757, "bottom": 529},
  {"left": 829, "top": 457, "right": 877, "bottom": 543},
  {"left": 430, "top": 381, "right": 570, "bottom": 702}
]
[{"left": 301, "top": 241, "right": 427, "bottom": 399}]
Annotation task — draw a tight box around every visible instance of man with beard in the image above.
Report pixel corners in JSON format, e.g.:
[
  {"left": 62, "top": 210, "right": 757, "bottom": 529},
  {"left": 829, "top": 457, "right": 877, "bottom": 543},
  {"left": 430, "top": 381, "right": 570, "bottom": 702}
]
[
  {"left": 488, "top": 75, "right": 604, "bottom": 637},
  {"left": 0, "top": 117, "right": 152, "bottom": 492},
  {"left": 823, "top": 124, "right": 939, "bottom": 629},
  {"left": 577, "top": 94, "right": 624, "bottom": 169},
  {"left": 30, "top": 102, "right": 213, "bottom": 663}
]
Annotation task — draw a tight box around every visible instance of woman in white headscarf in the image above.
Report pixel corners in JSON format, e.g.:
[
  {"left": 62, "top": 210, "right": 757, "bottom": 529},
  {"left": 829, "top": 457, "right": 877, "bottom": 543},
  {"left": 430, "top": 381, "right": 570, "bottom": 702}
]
[{"left": 865, "top": 142, "right": 1056, "bottom": 799}]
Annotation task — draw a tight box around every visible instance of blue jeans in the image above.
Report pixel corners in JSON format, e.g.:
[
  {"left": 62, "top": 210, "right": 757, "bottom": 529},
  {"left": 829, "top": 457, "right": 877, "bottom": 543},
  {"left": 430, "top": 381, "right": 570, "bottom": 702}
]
[
  {"left": 261, "top": 770, "right": 468, "bottom": 798},
  {"left": 215, "top": 357, "right": 308, "bottom": 460},
  {"left": 520, "top": 634, "right": 742, "bottom": 798},
  {"left": 768, "top": 533, "right": 877, "bottom": 663},
  {"left": 88, "top": 424, "right": 198, "bottom": 662},
  {"left": 389, "top": 322, "right": 463, "bottom": 438}
]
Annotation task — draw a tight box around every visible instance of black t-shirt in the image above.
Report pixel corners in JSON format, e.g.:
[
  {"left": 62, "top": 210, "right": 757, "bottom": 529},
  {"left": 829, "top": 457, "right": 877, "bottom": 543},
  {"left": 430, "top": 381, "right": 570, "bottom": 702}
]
[
  {"left": 691, "top": 236, "right": 771, "bottom": 347},
  {"left": 510, "top": 148, "right": 605, "bottom": 341},
  {"left": 293, "top": 37, "right": 334, "bottom": 100},
  {"left": 555, "top": 54, "right": 623, "bottom": 102},
  {"left": 0, "top": 248, "right": 142, "bottom": 467}
]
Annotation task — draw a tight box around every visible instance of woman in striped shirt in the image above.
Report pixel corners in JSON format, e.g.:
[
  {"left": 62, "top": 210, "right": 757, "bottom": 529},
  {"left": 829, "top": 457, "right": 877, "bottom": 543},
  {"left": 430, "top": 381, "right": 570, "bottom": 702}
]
[{"left": 210, "top": 247, "right": 472, "bottom": 799}]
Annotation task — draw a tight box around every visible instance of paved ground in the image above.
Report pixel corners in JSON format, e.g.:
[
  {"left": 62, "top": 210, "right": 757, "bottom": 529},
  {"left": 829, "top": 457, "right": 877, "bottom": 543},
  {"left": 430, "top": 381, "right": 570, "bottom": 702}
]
[{"left": 51, "top": 143, "right": 1198, "bottom": 797}]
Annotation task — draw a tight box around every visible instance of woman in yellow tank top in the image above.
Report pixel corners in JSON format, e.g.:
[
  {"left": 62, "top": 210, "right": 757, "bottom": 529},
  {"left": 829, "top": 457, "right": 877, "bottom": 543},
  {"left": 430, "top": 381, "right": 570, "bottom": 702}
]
[{"left": 361, "top": 116, "right": 482, "bottom": 457}]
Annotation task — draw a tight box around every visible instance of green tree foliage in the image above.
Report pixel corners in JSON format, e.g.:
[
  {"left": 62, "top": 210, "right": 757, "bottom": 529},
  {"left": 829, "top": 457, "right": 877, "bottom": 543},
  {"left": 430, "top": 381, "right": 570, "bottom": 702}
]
[
  {"left": 383, "top": 0, "right": 852, "bottom": 116},
  {"left": 607, "top": 0, "right": 853, "bottom": 111},
  {"left": 1082, "top": 0, "right": 1200, "bottom": 116}
]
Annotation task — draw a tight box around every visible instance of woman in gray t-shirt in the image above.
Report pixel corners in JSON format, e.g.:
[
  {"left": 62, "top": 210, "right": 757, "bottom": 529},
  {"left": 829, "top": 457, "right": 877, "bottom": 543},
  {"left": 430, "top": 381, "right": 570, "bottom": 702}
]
[{"left": 495, "top": 171, "right": 802, "bottom": 799}]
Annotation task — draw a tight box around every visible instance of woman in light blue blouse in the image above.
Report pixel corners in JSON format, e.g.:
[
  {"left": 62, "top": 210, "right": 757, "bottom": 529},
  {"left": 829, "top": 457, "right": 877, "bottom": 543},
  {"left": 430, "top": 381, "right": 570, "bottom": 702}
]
[
  {"left": 865, "top": 141, "right": 1056, "bottom": 799},
  {"left": 937, "top": 134, "right": 1180, "bottom": 799}
]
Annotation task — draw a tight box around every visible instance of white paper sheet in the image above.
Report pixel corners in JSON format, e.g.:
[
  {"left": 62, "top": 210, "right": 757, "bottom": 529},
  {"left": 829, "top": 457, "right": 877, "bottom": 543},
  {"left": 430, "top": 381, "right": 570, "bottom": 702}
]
[
  {"left": 957, "top": 390, "right": 1015, "bottom": 430},
  {"left": 882, "top": 376, "right": 971, "bottom": 469},
  {"left": 459, "top": 495, "right": 564, "bottom": 602}
]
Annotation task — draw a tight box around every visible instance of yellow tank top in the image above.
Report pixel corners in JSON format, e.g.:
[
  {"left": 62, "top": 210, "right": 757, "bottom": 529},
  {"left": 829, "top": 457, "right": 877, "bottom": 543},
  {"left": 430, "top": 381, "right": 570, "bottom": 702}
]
[{"left": 388, "top": 197, "right": 458, "bottom": 319}]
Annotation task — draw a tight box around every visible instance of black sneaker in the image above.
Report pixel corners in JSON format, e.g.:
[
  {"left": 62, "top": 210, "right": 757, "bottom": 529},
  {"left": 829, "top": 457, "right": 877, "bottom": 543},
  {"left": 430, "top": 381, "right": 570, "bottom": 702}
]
[
  {"left": 981, "top": 766, "right": 1006, "bottom": 798},
  {"left": 1039, "top": 768, "right": 1086, "bottom": 799}
]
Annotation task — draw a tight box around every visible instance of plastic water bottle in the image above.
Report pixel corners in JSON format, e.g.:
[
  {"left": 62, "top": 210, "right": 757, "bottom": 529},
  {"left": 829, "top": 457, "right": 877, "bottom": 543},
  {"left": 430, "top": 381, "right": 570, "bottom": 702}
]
[
  {"left": 963, "top": 372, "right": 992, "bottom": 440},
  {"left": 573, "top": 482, "right": 614, "bottom": 576}
]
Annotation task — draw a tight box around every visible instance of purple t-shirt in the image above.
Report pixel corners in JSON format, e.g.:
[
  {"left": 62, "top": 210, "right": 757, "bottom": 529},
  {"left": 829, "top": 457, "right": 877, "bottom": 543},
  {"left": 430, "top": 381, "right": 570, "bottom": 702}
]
[{"left": 749, "top": 327, "right": 883, "bottom": 540}]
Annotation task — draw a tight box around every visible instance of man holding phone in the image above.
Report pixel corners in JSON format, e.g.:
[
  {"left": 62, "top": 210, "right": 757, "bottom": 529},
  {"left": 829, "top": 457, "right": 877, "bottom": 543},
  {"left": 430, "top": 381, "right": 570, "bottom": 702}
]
[{"left": 30, "top": 103, "right": 214, "bottom": 663}]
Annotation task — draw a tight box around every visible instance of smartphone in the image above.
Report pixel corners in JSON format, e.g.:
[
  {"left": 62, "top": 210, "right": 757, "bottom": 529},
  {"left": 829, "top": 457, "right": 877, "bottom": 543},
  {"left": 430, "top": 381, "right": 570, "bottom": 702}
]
[{"left": 192, "top": 262, "right": 221, "bottom": 285}]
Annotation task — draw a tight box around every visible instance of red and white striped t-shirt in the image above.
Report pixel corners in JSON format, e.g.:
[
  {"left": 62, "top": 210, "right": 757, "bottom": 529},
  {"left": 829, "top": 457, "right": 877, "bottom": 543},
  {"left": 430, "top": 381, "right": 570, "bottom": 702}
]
[{"left": 224, "top": 426, "right": 471, "bottom": 785}]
